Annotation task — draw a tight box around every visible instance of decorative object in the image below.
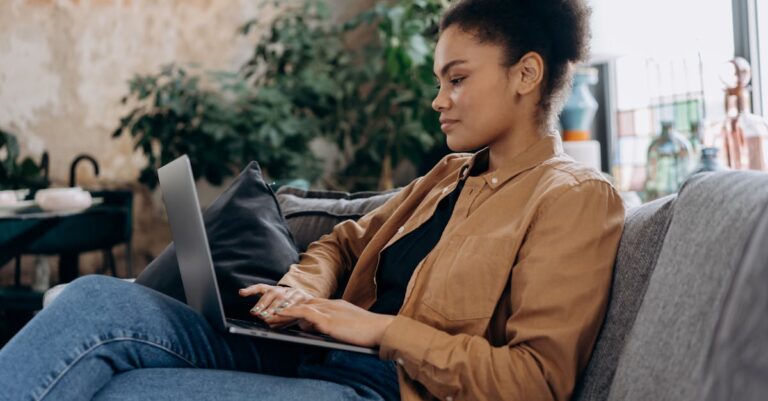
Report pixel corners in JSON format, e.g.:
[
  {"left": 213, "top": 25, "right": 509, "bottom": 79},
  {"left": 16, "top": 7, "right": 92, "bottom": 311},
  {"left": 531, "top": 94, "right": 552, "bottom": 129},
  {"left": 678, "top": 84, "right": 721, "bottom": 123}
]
[
  {"left": 707, "top": 57, "right": 768, "bottom": 171},
  {"left": 561, "top": 66, "right": 599, "bottom": 141},
  {"left": 690, "top": 147, "right": 726, "bottom": 175},
  {"left": 0, "top": 190, "right": 17, "bottom": 206},
  {"left": 643, "top": 121, "right": 693, "bottom": 201},
  {"left": 34, "top": 187, "right": 93, "bottom": 212}
]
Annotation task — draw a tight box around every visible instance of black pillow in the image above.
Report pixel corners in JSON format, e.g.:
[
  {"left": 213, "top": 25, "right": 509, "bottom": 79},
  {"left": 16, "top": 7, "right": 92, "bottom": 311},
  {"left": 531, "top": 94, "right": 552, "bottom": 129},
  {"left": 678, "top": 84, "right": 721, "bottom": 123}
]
[{"left": 135, "top": 161, "right": 299, "bottom": 319}]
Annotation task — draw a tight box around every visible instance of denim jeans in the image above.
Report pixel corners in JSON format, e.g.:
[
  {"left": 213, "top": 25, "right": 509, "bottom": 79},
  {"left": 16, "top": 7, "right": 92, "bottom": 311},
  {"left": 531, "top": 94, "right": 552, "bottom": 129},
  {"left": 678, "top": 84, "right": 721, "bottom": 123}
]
[{"left": 0, "top": 275, "right": 399, "bottom": 401}]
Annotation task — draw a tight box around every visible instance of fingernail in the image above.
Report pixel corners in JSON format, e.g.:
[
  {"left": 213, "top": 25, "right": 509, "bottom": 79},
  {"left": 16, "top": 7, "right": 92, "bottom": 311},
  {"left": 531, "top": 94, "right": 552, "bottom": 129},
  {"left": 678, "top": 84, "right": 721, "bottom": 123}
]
[
  {"left": 259, "top": 310, "right": 269, "bottom": 317},
  {"left": 251, "top": 306, "right": 261, "bottom": 314}
]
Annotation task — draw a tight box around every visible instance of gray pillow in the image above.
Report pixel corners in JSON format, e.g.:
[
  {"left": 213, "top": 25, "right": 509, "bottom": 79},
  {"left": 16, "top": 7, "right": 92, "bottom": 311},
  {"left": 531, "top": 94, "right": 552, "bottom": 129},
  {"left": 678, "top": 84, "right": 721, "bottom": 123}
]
[
  {"left": 275, "top": 187, "right": 399, "bottom": 252},
  {"left": 135, "top": 162, "right": 299, "bottom": 319}
]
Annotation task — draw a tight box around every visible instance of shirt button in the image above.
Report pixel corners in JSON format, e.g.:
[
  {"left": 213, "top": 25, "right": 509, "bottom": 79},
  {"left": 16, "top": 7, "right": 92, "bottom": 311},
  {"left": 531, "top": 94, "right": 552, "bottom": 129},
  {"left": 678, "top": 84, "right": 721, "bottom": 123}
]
[
  {"left": 397, "top": 226, "right": 405, "bottom": 233},
  {"left": 491, "top": 177, "right": 498, "bottom": 184},
  {"left": 396, "top": 358, "right": 404, "bottom": 365},
  {"left": 446, "top": 397, "right": 454, "bottom": 401}
]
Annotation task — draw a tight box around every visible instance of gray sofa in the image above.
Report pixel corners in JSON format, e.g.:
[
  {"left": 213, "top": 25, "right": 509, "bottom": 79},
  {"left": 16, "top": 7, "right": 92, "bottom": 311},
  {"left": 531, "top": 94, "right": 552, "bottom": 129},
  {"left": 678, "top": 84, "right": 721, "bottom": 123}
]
[{"left": 44, "top": 170, "right": 768, "bottom": 400}]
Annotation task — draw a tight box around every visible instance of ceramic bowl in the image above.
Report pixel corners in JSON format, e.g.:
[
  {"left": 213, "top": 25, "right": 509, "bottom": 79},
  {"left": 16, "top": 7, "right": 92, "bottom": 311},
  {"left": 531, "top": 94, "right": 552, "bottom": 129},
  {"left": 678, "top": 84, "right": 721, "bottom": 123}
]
[{"left": 34, "top": 187, "right": 93, "bottom": 212}]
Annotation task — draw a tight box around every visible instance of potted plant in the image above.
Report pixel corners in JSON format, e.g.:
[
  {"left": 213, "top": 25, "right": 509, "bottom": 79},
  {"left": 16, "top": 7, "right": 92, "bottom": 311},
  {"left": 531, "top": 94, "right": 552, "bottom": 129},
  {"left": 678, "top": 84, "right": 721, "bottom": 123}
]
[
  {"left": 240, "top": 0, "right": 449, "bottom": 191},
  {"left": 114, "top": 0, "right": 449, "bottom": 192},
  {"left": 0, "top": 129, "right": 49, "bottom": 192}
]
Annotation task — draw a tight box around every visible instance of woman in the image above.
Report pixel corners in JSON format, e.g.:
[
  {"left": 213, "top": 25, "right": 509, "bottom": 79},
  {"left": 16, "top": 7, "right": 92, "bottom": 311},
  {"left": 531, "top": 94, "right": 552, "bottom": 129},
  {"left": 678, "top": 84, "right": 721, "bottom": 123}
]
[{"left": 0, "top": 0, "right": 624, "bottom": 400}]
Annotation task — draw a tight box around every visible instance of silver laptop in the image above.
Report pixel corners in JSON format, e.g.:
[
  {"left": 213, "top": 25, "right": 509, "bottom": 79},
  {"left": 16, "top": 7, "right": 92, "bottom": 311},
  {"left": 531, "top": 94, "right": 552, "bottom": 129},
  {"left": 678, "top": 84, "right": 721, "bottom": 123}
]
[{"left": 157, "top": 155, "right": 377, "bottom": 355}]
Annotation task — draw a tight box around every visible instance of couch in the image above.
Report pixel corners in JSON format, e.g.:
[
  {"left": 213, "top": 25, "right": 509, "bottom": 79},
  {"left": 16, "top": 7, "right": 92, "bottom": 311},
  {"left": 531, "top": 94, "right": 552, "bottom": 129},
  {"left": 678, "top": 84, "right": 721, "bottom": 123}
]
[{"left": 43, "top": 170, "right": 768, "bottom": 401}]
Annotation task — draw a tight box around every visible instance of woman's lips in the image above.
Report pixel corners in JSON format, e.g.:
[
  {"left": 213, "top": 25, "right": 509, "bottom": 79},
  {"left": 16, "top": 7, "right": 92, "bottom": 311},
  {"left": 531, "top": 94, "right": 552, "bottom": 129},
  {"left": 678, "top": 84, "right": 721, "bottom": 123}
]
[{"left": 440, "top": 119, "right": 459, "bottom": 132}]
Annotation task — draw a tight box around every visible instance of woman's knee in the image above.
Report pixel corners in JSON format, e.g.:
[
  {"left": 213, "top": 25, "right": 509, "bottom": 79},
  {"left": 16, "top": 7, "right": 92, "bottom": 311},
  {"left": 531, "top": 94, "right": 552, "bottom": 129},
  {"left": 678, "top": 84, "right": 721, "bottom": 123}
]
[
  {"left": 56, "top": 275, "right": 150, "bottom": 315},
  {"left": 62, "top": 275, "right": 129, "bottom": 299}
]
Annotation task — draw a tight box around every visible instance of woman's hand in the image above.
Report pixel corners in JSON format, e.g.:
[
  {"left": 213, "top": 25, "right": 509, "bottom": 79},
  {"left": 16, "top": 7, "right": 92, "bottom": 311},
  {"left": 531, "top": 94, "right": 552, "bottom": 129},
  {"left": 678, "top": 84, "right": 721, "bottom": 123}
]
[
  {"left": 238, "top": 284, "right": 315, "bottom": 329},
  {"left": 277, "top": 298, "right": 395, "bottom": 348}
]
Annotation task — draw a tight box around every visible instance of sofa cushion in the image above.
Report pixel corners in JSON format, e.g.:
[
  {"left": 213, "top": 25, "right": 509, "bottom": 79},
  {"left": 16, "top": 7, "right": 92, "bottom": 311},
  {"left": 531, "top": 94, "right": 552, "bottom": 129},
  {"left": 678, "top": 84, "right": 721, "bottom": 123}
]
[
  {"left": 572, "top": 194, "right": 676, "bottom": 401},
  {"left": 606, "top": 171, "right": 768, "bottom": 401},
  {"left": 699, "top": 199, "right": 768, "bottom": 401},
  {"left": 134, "top": 162, "right": 299, "bottom": 319},
  {"left": 275, "top": 187, "right": 398, "bottom": 252}
]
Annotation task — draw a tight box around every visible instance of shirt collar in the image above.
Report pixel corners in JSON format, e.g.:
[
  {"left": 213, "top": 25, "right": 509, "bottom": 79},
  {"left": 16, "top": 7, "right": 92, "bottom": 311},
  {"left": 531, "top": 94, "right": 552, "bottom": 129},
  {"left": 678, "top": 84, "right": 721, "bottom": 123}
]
[{"left": 457, "top": 132, "right": 563, "bottom": 189}]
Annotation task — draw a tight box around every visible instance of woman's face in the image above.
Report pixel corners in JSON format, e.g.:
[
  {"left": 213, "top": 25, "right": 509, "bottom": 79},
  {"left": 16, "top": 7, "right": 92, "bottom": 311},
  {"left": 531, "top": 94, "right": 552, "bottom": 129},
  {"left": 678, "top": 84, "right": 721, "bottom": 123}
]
[{"left": 432, "top": 26, "right": 527, "bottom": 152}]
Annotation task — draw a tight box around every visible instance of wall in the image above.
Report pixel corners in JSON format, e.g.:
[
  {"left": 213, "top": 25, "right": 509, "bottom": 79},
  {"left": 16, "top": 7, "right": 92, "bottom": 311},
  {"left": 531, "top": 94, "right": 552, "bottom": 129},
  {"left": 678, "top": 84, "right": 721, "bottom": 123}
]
[{"left": 0, "top": 0, "right": 373, "bottom": 286}]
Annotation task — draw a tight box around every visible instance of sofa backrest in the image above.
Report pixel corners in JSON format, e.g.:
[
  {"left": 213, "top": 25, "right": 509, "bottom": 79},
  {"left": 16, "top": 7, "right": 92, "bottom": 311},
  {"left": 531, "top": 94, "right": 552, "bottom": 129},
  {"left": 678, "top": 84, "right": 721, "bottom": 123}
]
[
  {"left": 572, "top": 194, "right": 677, "bottom": 401},
  {"left": 275, "top": 186, "right": 399, "bottom": 253},
  {"left": 698, "top": 187, "right": 768, "bottom": 401},
  {"left": 606, "top": 171, "right": 768, "bottom": 401}
]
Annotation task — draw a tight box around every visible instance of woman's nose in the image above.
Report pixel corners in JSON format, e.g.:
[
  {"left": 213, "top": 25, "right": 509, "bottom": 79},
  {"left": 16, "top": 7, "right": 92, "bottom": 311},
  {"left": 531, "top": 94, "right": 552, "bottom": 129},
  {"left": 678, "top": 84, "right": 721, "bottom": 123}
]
[{"left": 432, "top": 88, "right": 450, "bottom": 112}]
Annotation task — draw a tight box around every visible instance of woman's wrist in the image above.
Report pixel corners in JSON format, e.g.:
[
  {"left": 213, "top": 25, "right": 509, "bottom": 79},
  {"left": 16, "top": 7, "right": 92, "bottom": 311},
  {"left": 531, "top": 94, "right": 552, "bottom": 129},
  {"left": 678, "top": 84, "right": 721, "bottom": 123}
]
[{"left": 374, "top": 314, "right": 396, "bottom": 346}]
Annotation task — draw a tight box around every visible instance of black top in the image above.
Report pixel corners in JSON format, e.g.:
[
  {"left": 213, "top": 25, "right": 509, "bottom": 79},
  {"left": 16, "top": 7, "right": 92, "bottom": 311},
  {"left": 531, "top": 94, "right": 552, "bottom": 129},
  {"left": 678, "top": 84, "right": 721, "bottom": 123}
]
[{"left": 368, "top": 179, "right": 466, "bottom": 315}]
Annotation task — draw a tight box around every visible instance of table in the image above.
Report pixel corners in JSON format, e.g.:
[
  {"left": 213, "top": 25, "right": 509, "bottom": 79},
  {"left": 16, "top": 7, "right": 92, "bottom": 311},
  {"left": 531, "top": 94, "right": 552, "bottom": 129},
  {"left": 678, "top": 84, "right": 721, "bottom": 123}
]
[{"left": 0, "top": 191, "right": 133, "bottom": 286}]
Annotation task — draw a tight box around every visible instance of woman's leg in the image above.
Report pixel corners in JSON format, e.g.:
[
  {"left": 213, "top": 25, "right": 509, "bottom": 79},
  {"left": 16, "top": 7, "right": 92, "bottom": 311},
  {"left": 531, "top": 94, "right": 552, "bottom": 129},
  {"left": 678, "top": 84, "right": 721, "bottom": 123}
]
[
  {"left": 92, "top": 368, "right": 386, "bottom": 401},
  {"left": 0, "top": 275, "right": 304, "bottom": 401}
]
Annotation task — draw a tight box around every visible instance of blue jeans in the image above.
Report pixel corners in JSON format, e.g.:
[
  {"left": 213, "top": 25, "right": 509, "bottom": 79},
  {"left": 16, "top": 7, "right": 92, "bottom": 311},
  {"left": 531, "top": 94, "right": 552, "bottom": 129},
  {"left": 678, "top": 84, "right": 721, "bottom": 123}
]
[{"left": 0, "top": 275, "right": 399, "bottom": 401}]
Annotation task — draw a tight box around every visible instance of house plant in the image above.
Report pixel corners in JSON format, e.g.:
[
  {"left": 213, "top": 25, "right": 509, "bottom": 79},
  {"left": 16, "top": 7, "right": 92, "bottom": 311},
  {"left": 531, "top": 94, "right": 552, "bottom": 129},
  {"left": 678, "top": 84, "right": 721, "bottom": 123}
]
[{"left": 114, "top": 0, "right": 449, "bottom": 192}]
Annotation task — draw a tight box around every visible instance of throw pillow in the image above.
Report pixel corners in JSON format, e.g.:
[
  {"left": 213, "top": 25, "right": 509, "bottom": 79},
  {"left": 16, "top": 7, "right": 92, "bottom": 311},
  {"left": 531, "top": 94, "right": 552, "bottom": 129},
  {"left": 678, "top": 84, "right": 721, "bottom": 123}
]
[{"left": 135, "top": 161, "right": 299, "bottom": 319}]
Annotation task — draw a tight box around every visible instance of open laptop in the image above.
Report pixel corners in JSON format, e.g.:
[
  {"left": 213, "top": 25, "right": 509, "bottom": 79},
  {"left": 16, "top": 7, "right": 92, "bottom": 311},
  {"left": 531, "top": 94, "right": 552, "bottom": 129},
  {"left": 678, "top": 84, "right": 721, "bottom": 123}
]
[{"left": 157, "top": 155, "right": 377, "bottom": 355}]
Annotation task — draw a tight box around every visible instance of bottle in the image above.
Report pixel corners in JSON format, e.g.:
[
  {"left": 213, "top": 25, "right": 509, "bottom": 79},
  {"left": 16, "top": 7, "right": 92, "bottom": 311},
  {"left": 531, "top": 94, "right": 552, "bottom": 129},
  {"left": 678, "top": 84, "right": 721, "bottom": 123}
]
[
  {"left": 690, "top": 147, "right": 726, "bottom": 176},
  {"left": 709, "top": 58, "right": 768, "bottom": 171},
  {"left": 644, "top": 121, "right": 694, "bottom": 202},
  {"left": 689, "top": 120, "right": 704, "bottom": 163}
]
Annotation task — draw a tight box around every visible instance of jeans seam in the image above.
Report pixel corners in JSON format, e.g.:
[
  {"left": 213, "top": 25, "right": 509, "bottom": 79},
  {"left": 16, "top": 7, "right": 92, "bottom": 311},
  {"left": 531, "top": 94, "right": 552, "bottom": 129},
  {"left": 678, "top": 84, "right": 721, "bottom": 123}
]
[{"left": 35, "top": 336, "right": 198, "bottom": 401}]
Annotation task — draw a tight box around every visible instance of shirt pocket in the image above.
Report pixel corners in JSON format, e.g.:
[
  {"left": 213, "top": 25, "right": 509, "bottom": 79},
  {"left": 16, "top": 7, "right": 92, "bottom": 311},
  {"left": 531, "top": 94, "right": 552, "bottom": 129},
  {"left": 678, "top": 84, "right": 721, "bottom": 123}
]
[{"left": 423, "top": 235, "right": 515, "bottom": 321}]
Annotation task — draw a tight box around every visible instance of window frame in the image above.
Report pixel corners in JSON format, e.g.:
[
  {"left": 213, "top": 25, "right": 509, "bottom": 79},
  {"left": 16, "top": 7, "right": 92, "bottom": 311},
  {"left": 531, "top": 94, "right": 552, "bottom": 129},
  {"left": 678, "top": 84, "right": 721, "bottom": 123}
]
[{"left": 733, "top": 0, "right": 764, "bottom": 115}]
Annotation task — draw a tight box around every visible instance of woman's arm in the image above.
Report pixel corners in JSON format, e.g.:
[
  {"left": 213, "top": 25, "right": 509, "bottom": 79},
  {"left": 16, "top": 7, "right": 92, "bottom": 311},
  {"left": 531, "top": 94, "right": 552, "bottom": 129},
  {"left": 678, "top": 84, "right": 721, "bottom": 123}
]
[{"left": 375, "top": 180, "right": 625, "bottom": 401}]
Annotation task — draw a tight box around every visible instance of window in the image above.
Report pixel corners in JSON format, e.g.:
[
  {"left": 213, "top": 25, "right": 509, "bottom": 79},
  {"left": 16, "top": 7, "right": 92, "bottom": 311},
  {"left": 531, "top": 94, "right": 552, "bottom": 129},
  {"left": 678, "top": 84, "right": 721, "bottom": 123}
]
[{"left": 590, "top": 0, "right": 735, "bottom": 192}]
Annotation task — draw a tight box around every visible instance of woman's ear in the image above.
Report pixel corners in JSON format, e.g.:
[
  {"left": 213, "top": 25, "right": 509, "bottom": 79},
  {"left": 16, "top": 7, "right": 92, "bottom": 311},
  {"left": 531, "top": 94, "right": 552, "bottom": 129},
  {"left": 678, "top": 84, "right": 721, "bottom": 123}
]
[{"left": 510, "top": 52, "right": 545, "bottom": 96}]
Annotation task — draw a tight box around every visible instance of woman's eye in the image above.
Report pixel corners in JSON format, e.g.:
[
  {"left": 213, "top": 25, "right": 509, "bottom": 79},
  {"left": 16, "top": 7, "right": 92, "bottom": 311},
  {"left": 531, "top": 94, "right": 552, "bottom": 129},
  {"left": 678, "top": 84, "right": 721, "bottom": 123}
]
[{"left": 435, "top": 77, "right": 465, "bottom": 90}]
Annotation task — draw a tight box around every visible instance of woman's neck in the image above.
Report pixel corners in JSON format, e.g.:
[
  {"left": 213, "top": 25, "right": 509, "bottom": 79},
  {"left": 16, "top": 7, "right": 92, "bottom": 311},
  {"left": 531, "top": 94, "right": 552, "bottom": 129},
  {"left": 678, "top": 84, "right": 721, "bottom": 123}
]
[{"left": 486, "top": 125, "right": 548, "bottom": 173}]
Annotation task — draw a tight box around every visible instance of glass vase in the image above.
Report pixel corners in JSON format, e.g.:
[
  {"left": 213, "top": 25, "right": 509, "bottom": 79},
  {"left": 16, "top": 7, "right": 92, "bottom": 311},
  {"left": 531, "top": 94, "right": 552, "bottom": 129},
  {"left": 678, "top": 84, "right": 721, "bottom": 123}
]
[{"left": 644, "top": 122, "right": 694, "bottom": 201}]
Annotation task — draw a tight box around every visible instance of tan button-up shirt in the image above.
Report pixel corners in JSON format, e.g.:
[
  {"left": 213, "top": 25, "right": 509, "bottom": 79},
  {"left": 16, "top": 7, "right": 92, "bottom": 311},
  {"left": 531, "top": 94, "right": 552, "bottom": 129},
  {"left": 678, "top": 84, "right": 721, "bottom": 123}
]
[{"left": 278, "top": 133, "right": 626, "bottom": 401}]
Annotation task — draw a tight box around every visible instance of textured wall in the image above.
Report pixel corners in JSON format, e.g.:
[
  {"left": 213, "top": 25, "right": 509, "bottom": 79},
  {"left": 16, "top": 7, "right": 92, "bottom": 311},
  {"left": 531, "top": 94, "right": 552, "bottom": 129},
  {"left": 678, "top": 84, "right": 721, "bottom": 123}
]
[{"left": 0, "top": 0, "right": 373, "bottom": 286}]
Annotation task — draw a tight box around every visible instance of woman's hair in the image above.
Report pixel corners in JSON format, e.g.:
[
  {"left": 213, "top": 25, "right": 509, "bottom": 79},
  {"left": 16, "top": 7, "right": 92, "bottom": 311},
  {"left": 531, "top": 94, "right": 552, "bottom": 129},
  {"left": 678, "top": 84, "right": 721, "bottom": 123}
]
[{"left": 439, "top": 0, "right": 591, "bottom": 128}]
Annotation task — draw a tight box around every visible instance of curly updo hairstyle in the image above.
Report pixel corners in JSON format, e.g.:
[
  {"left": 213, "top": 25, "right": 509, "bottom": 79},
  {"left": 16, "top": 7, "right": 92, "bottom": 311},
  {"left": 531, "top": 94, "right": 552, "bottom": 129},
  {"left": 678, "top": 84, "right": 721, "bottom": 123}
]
[{"left": 440, "top": 0, "right": 591, "bottom": 129}]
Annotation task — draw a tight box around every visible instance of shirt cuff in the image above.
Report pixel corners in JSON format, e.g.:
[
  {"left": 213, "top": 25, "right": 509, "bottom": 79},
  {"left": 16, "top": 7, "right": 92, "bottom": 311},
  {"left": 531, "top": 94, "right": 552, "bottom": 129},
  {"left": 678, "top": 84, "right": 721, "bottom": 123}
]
[{"left": 379, "top": 315, "right": 439, "bottom": 381}]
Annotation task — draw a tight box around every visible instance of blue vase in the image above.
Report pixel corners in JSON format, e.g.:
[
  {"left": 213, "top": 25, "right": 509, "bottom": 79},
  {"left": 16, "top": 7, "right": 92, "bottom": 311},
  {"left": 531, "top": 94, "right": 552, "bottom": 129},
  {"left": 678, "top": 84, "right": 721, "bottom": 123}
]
[{"left": 560, "top": 67, "right": 599, "bottom": 141}]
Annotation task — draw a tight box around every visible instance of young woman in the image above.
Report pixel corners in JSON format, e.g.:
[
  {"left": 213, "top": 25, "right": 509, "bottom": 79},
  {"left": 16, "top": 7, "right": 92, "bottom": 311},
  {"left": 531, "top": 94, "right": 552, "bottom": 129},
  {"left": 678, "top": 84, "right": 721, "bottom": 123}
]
[{"left": 0, "top": 1, "right": 624, "bottom": 400}]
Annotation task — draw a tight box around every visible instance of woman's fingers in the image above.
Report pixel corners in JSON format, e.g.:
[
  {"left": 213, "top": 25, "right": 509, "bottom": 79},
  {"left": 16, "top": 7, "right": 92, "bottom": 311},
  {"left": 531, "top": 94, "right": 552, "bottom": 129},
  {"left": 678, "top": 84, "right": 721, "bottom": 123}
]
[
  {"left": 241, "top": 285, "right": 285, "bottom": 319},
  {"left": 278, "top": 306, "right": 323, "bottom": 333},
  {"left": 277, "top": 304, "right": 329, "bottom": 332},
  {"left": 238, "top": 285, "right": 316, "bottom": 322},
  {"left": 238, "top": 283, "right": 270, "bottom": 297}
]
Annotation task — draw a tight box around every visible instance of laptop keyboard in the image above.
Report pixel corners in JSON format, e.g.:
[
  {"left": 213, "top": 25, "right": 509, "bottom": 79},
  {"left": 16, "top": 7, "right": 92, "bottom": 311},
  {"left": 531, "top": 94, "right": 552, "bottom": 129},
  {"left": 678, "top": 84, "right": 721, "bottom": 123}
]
[
  {"left": 227, "top": 318, "right": 271, "bottom": 330},
  {"left": 227, "top": 318, "right": 335, "bottom": 340}
]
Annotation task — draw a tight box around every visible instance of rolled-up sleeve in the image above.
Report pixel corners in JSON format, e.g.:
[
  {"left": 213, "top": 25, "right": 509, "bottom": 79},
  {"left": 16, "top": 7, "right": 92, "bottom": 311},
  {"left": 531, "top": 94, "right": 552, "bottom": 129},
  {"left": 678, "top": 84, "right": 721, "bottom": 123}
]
[{"left": 379, "top": 179, "right": 625, "bottom": 401}]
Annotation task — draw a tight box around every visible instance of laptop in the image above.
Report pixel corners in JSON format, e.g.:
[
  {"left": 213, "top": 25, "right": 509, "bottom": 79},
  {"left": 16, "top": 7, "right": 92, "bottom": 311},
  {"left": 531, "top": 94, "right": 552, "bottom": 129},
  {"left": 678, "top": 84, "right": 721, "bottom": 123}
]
[{"left": 157, "top": 155, "right": 377, "bottom": 355}]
